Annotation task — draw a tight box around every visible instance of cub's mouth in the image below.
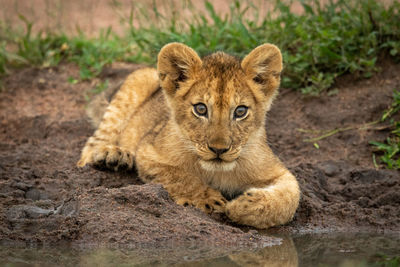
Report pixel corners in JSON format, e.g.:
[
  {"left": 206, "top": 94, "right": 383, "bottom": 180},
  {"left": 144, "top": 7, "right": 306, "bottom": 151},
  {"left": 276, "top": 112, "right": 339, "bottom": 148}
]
[
  {"left": 211, "top": 157, "right": 223, "bottom": 163},
  {"left": 199, "top": 158, "right": 237, "bottom": 172},
  {"left": 195, "top": 144, "right": 241, "bottom": 171}
]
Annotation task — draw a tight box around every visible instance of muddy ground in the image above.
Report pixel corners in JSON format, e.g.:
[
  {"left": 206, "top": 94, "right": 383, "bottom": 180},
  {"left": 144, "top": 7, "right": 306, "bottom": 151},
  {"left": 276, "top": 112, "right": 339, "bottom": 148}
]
[{"left": 0, "top": 60, "right": 399, "bottom": 251}]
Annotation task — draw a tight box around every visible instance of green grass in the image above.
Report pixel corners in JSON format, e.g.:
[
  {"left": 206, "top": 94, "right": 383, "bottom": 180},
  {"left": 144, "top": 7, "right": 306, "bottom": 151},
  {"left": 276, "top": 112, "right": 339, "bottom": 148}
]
[
  {"left": 1, "top": 0, "right": 400, "bottom": 94},
  {"left": 371, "top": 254, "right": 400, "bottom": 267},
  {"left": 0, "top": 17, "right": 143, "bottom": 81},
  {"left": 370, "top": 90, "right": 400, "bottom": 169}
]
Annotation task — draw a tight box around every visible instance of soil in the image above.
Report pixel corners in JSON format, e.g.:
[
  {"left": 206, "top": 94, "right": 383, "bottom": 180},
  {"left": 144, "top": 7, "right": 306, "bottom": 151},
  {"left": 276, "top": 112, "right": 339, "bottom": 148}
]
[{"left": 0, "top": 59, "right": 399, "bottom": 249}]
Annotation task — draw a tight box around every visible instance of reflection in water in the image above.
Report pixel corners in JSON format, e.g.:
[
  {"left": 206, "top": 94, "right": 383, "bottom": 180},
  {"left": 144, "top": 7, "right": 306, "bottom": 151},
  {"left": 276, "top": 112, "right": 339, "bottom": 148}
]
[
  {"left": 75, "top": 237, "right": 298, "bottom": 267},
  {"left": 229, "top": 236, "right": 298, "bottom": 267},
  {"left": 294, "top": 233, "right": 400, "bottom": 267},
  {"left": 1, "top": 233, "right": 400, "bottom": 266},
  {"left": 0, "top": 237, "right": 298, "bottom": 266}
]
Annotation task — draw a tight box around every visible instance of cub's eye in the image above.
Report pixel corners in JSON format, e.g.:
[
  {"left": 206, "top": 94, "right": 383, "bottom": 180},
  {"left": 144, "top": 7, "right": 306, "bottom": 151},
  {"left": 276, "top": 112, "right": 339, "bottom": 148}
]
[
  {"left": 193, "top": 103, "right": 208, "bottom": 117},
  {"left": 234, "top": 105, "right": 248, "bottom": 119}
]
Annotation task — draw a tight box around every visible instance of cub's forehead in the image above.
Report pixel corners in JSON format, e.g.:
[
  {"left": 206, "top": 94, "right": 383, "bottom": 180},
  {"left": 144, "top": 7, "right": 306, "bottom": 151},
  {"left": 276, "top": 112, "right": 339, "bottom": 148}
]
[
  {"left": 187, "top": 53, "right": 254, "bottom": 106},
  {"left": 198, "top": 52, "right": 251, "bottom": 95},
  {"left": 201, "top": 52, "right": 243, "bottom": 78}
]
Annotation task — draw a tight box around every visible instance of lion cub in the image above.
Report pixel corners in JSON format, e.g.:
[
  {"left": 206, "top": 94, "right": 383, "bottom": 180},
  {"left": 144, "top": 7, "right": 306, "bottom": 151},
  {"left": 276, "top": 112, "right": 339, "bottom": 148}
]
[{"left": 78, "top": 43, "right": 300, "bottom": 229}]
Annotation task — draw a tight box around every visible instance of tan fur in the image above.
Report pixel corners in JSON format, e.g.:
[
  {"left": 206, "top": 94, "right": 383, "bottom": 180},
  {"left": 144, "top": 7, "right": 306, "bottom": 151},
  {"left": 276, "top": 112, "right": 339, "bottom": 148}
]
[
  {"left": 78, "top": 43, "right": 300, "bottom": 229},
  {"left": 86, "top": 81, "right": 122, "bottom": 128}
]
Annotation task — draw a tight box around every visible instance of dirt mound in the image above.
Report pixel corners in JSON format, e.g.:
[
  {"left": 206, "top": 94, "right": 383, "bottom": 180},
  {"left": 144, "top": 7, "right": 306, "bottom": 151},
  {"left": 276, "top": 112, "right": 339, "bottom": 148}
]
[
  {"left": 76, "top": 184, "right": 276, "bottom": 247},
  {"left": 0, "top": 61, "right": 399, "bottom": 247},
  {"left": 290, "top": 163, "right": 400, "bottom": 232}
]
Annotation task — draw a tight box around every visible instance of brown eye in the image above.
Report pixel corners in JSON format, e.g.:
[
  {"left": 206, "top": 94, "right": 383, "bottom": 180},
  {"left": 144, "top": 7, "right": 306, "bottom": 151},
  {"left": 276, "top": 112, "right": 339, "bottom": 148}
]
[
  {"left": 193, "top": 103, "right": 208, "bottom": 117},
  {"left": 234, "top": 105, "right": 248, "bottom": 119}
]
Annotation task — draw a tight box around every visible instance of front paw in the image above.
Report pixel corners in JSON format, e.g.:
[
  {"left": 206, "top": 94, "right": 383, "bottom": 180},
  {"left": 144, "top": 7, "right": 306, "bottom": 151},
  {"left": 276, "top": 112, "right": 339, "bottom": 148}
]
[
  {"left": 175, "top": 193, "right": 227, "bottom": 214},
  {"left": 226, "top": 190, "right": 272, "bottom": 229},
  {"left": 78, "top": 144, "right": 134, "bottom": 171}
]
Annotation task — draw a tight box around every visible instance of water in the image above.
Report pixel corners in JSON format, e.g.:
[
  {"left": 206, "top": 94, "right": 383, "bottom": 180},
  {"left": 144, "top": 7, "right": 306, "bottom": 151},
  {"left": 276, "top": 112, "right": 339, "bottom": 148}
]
[{"left": 1, "top": 233, "right": 399, "bottom": 267}]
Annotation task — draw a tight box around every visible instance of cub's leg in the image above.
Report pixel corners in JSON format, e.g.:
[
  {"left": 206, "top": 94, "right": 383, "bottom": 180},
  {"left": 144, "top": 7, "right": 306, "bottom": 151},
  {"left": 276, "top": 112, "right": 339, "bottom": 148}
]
[
  {"left": 78, "top": 68, "right": 159, "bottom": 170},
  {"left": 226, "top": 171, "right": 300, "bottom": 229},
  {"left": 153, "top": 171, "right": 227, "bottom": 214},
  {"left": 138, "top": 161, "right": 227, "bottom": 213}
]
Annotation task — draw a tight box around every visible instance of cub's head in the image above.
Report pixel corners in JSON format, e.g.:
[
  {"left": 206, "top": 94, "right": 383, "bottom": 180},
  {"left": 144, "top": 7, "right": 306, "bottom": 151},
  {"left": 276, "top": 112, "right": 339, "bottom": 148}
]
[{"left": 157, "top": 43, "right": 282, "bottom": 171}]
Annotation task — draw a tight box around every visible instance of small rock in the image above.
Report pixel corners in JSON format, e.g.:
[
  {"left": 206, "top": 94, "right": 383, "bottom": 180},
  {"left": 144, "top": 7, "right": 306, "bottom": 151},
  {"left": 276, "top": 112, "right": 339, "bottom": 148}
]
[
  {"left": 25, "top": 188, "right": 49, "bottom": 200},
  {"left": 10, "top": 189, "right": 25, "bottom": 198},
  {"left": 24, "top": 206, "right": 53, "bottom": 219},
  {"left": 13, "top": 182, "right": 32, "bottom": 191},
  {"left": 6, "top": 205, "right": 53, "bottom": 220},
  {"left": 357, "top": 197, "right": 371, "bottom": 208},
  {"left": 319, "top": 162, "right": 339, "bottom": 177},
  {"left": 350, "top": 170, "right": 386, "bottom": 183},
  {"left": 55, "top": 199, "right": 79, "bottom": 217}
]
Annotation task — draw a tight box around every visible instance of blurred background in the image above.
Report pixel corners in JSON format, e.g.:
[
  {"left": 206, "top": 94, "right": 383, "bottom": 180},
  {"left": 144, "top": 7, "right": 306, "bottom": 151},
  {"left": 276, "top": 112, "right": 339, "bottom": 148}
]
[{"left": 0, "top": 0, "right": 306, "bottom": 36}]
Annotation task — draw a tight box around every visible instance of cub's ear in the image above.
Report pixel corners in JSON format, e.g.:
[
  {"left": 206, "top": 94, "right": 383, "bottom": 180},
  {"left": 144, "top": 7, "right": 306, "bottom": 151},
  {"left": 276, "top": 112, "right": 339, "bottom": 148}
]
[
  {"left": 241, "top": 44, "right": 283, "bottom": 96},
  {"left": 157, "top": 43, "right": 202, "bottom": 95}
]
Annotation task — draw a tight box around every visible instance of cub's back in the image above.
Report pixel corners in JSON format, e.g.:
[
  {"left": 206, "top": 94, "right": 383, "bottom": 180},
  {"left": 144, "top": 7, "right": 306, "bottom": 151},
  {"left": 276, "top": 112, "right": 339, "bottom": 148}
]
[{"left": 85, "top": 68, "right": 170, "bottom": 153}]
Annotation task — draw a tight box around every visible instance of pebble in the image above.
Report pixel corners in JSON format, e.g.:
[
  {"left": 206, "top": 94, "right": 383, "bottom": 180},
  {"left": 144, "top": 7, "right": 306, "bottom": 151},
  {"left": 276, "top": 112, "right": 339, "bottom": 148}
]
[
  {"left": 25, "top": 188, "right": 49, "bottom": 201},
  {"left": 320, "top": 162, "right": 339, "bottom": 177}
]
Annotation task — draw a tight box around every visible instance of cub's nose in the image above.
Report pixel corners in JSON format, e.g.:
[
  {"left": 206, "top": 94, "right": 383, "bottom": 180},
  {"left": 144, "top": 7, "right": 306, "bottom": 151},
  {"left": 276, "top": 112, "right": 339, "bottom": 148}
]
[{"left": 208, "top": 146, "right": 229, "bottom": 157}]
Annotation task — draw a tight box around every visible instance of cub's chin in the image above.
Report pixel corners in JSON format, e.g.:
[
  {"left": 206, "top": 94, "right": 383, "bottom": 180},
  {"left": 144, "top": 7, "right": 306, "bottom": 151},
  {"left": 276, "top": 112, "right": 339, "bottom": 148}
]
[{"left": 199, "top": 159, "right": 237, "bottom": 172}]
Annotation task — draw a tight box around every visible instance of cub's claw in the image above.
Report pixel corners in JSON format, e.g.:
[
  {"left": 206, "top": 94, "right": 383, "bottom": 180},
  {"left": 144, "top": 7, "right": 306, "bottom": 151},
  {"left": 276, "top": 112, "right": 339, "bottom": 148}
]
[
  {"left": 78, "top": 144, "right": 134, "bottom": 171},
  {"left": 176, "top": 195, "right": 227, "bottom": 214}
]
